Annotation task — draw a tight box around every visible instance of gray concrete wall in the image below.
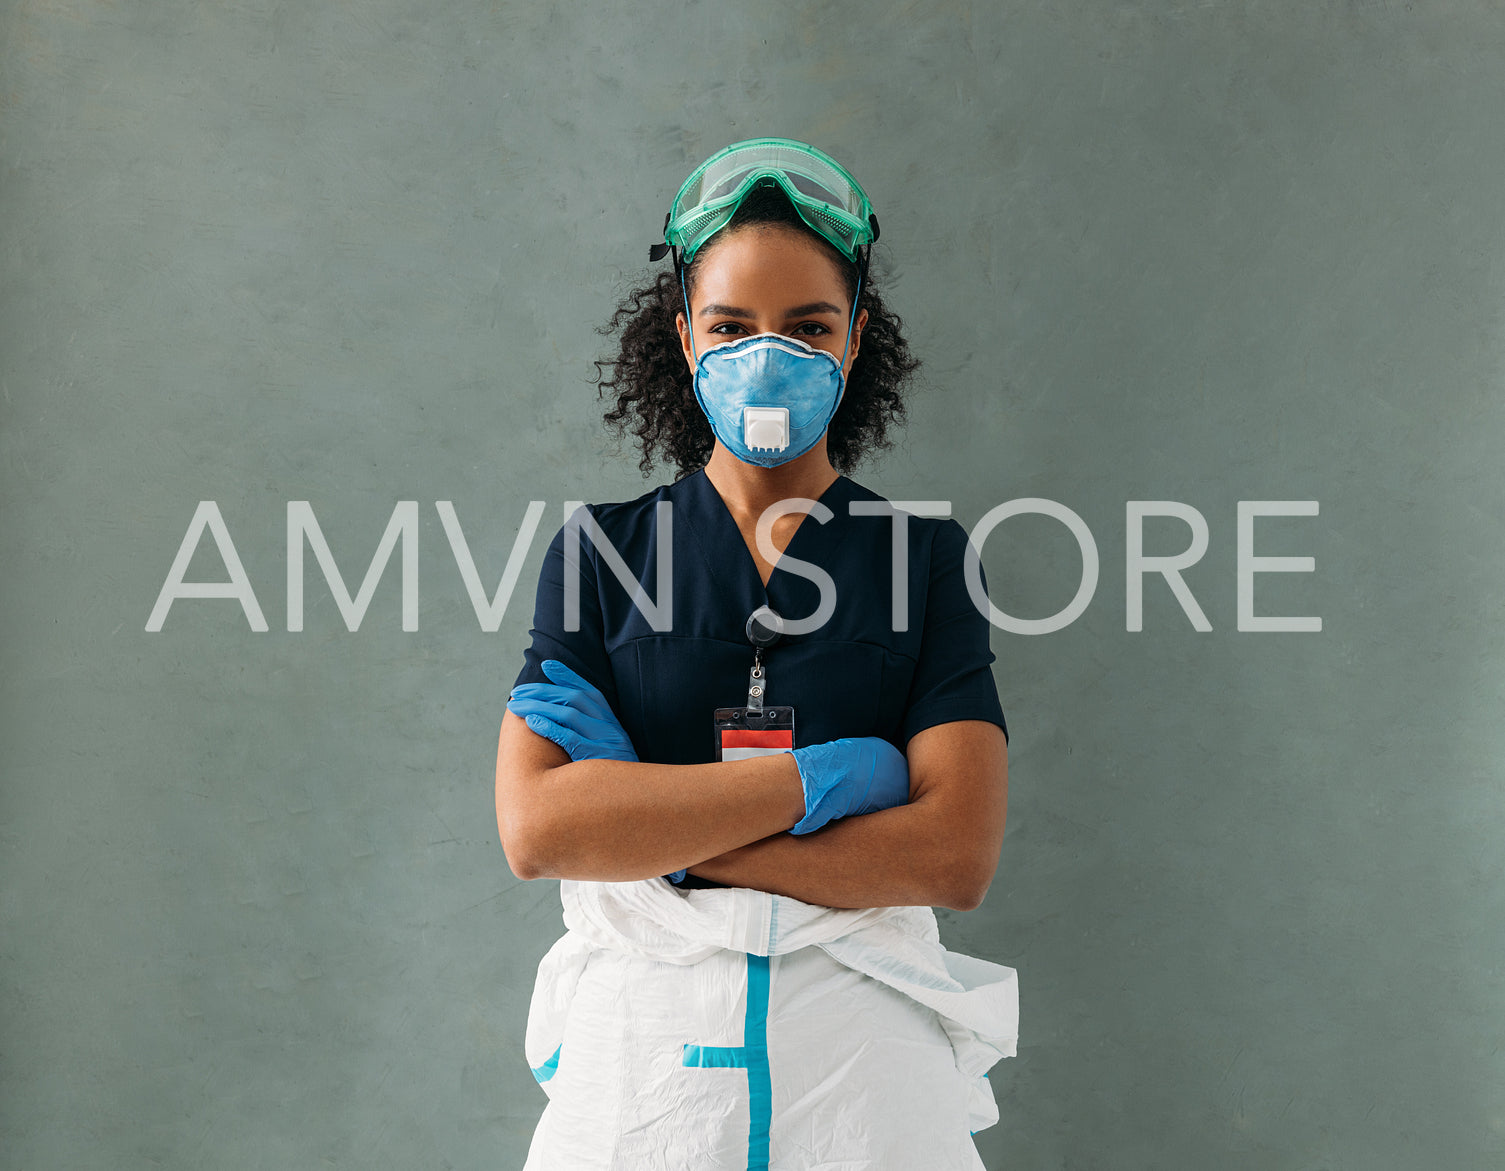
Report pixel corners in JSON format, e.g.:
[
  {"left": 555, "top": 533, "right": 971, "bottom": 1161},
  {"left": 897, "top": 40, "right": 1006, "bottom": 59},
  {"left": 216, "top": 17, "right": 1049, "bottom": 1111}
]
[{"left": 3, "top": 1, "right": 1502, "bottom": 1166}]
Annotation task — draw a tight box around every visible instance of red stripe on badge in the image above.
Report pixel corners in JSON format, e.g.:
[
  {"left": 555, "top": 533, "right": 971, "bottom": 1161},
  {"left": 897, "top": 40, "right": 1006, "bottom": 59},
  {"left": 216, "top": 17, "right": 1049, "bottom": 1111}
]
[{"left": 721, "top": 729, "right": 795, "bottom": 749}]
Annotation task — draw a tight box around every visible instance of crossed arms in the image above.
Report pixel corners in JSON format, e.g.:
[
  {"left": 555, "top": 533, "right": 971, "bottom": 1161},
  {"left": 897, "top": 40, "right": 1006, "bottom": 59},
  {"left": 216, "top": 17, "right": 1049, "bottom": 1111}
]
[{"left": 494, "top": 713, "right": 1007, "bottom": 912}]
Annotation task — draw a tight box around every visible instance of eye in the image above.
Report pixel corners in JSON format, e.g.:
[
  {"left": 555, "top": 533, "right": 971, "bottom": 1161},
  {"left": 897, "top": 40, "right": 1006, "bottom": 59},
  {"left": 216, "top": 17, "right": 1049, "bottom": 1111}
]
[
  {"left": 791, "top": 322, "right": 832, "bottom": 336},
  {"left": 709, "top": 321, "right": 748, "bottom": 336}
]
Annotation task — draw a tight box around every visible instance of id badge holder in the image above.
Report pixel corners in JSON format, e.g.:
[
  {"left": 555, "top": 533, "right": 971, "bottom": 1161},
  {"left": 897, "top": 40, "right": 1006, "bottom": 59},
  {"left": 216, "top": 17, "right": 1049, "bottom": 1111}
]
[
  {"left": 714, "top": 605, "right": 795, "bottom": 761},
  {"left": 714, "top": 704, "right": 795, "bottom": 761}
]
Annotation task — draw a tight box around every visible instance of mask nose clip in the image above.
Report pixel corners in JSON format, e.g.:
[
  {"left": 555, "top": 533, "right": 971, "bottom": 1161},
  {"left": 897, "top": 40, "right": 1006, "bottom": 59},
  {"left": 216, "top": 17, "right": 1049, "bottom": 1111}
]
[{"left": 743, "top": 406, "right": 790, "bottom": 453}]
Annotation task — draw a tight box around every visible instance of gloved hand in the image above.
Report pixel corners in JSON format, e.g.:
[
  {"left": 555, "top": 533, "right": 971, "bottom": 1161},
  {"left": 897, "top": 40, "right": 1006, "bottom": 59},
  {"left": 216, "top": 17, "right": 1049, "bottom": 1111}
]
[
  {"left": 507, "top": 659, "right": 638, "bottom": 763},
  {"left": 507, "top": 660, "right": 688, "bottom": 883},
  {"left": 788, "top": 736, "right": 910, "bottom": 835}
]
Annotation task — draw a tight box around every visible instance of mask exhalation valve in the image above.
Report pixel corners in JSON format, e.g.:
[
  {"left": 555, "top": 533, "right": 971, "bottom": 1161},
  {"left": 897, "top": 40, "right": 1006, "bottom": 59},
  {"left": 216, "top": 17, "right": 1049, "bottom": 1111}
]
[{"left": 743, "top": 406, "right": 790, "bottom": 453}]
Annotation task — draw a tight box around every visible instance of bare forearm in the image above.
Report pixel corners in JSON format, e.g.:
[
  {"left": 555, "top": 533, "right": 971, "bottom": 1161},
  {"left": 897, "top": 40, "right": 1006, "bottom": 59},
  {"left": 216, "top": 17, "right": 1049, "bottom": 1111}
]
[
  {"left": 496, "top": 713, "right": 805, "bottom": 882},
  {"left": 687, "top": 797, "right": 996, "bottom": 911},
  {"left": 690, "top": 722, "right": 1008, "bottom": 911},
  {"left": 521, "top": 758, "right": 804, "bottom": 880}
]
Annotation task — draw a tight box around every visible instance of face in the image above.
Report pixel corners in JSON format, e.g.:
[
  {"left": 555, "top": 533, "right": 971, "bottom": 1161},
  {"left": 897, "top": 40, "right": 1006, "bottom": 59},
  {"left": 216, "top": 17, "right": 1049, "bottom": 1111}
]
[{"left": 676, "top": 225, "right": 868, "bottom": 379}]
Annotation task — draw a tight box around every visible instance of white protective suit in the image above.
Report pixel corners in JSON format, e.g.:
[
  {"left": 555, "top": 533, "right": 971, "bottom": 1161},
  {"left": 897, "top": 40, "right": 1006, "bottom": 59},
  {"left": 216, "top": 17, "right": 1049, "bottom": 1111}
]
[{"left": 521, "top": 877, "right": 1019, "bottom": 1170}]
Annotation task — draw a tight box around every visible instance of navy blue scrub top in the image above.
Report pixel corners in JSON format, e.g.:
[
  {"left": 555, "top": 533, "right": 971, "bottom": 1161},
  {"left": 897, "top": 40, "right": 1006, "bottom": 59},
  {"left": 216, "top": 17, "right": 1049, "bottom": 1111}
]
[{"left": 512, "top": 470, "right": 1008, "bottom": 885}]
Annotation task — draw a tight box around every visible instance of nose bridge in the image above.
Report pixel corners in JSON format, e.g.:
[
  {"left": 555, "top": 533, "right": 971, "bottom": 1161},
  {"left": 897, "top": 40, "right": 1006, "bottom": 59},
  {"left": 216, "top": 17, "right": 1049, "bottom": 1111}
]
[{"left": 719, "top": 321, "right": 801, "bottom": 346}]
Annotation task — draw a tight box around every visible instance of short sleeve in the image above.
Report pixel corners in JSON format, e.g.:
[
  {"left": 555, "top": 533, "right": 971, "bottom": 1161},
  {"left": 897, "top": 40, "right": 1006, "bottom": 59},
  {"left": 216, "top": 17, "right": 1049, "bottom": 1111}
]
[
  {"left": 898, "top": 518, "right": 1009, "bottom": 746},
  {"left": 511, "top": 507, "right": 621, "bottom": 713}
]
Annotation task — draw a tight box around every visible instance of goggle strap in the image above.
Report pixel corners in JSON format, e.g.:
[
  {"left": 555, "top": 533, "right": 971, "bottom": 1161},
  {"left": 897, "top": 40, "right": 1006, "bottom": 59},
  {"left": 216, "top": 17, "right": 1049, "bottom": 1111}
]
[{"left": 649, "top": 211, "right": 674, "bottom": 262}]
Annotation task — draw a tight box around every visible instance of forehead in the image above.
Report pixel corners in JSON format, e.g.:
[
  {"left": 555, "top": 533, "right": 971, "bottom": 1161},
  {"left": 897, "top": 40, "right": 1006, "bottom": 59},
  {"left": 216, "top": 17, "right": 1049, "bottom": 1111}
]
[{"left": 689, "top": 226, "right": 852, "bottom": 308}]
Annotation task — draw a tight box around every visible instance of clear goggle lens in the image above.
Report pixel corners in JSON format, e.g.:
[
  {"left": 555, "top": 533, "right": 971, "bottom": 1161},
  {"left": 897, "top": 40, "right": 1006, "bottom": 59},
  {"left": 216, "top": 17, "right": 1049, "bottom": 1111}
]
[{"left": 665, "top": 138, "right": 875, "bottom": 262}]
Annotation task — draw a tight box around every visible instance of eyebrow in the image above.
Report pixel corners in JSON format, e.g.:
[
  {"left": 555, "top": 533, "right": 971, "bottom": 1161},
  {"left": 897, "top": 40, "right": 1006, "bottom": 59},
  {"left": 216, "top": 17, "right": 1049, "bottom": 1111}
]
[{"left": 698, "top": 301, "right": 846, "bottom": 318}]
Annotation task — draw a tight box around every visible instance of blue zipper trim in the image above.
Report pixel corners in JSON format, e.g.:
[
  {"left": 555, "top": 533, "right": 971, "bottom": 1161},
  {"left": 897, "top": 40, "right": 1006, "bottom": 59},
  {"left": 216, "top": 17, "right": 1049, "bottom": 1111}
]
[
  {"left": 680, "top": 953, "right": 773, "bottom": 1169},
  {"left": 531, "top": 1043, "right": 561, "bottom": 1084}
]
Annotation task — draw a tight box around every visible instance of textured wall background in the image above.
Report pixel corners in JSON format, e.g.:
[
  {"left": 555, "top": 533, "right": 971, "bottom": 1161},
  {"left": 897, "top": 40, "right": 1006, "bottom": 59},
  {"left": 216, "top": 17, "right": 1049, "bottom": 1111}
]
[{"left": 3, "top": 1, "right": 1503, "bottom": 1167}]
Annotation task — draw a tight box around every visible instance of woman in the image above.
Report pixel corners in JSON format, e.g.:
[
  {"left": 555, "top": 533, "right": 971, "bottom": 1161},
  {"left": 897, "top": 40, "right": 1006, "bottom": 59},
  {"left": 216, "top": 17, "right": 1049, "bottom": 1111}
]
[{"left": 495, "top": 138, "right": 1016, "bottom": 1170}]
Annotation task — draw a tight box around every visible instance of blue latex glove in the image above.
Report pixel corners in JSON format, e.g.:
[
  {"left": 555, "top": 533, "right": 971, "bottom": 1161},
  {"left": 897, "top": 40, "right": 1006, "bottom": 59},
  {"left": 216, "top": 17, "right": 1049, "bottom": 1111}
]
[
  {"left": 507, "top": 659, "right": 637, "bottom": 763},
  {"left": 507, "top": 660, "right": 687, "bottom": 884},
  {"left": 788, "top": 736, "right": 910, "bottom": 835}
]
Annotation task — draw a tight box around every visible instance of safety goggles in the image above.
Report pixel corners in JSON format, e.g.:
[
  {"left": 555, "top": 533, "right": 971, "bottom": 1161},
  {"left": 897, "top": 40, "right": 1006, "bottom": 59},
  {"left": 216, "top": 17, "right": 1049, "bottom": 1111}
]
[{"left": 653, "top": 138, "right": 879, "bottom": 265}]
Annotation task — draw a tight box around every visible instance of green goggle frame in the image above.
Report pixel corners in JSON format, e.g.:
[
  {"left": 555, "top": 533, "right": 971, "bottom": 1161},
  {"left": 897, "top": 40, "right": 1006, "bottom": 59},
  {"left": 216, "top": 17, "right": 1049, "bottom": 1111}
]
[{"left": 653, "top": 137, "right": 879, "bottom": 266}]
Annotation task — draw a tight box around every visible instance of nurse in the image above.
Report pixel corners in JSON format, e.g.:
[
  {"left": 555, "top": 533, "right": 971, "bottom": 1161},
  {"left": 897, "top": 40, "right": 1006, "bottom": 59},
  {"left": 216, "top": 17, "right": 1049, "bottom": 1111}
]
[{"left": 495, "top": 138, "right": 1013, "bottom": 1168}]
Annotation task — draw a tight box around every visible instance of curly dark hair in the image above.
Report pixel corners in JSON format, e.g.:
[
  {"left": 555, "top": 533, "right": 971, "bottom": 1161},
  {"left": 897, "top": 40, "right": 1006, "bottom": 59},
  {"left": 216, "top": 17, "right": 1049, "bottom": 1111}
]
[{"left": 594, "top": 183, "right": 920, "bottom": 478}]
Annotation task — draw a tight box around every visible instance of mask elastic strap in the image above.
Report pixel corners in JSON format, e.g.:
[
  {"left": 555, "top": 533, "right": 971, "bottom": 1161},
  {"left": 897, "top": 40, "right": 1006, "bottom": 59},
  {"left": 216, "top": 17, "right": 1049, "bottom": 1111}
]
[
  {"left": 838, "top": 263, "right": 863, "bottom": 375},
  {"left": 679, "top": 257, "right": 699, "bottom": 365}
]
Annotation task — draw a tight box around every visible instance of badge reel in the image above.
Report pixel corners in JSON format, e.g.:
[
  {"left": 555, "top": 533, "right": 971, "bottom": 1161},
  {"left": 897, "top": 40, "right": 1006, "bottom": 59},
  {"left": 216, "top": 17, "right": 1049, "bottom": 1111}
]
[{"left": 714, "top": 605, "right": 795, "bottom": 761}]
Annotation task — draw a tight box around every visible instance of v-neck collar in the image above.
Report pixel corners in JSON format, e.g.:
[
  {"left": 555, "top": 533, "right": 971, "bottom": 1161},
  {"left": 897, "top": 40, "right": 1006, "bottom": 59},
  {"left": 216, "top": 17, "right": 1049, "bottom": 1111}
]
[{"left": 675, "top": 467, "right": 860, "bottom": 614}]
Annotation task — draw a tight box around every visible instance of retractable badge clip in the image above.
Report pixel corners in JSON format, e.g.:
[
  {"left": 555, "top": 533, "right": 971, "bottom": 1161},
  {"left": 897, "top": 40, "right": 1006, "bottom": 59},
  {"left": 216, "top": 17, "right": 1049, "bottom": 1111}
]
[{"left": 744, "top": 604, "right": 783, "bottom": 713}]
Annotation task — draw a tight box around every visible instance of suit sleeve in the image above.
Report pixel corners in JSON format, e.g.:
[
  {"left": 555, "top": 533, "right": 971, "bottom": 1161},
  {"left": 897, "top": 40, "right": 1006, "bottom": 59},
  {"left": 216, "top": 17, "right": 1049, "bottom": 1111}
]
[{"left": 898, "top": 518, "right": 1009, "bottom": 747}]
